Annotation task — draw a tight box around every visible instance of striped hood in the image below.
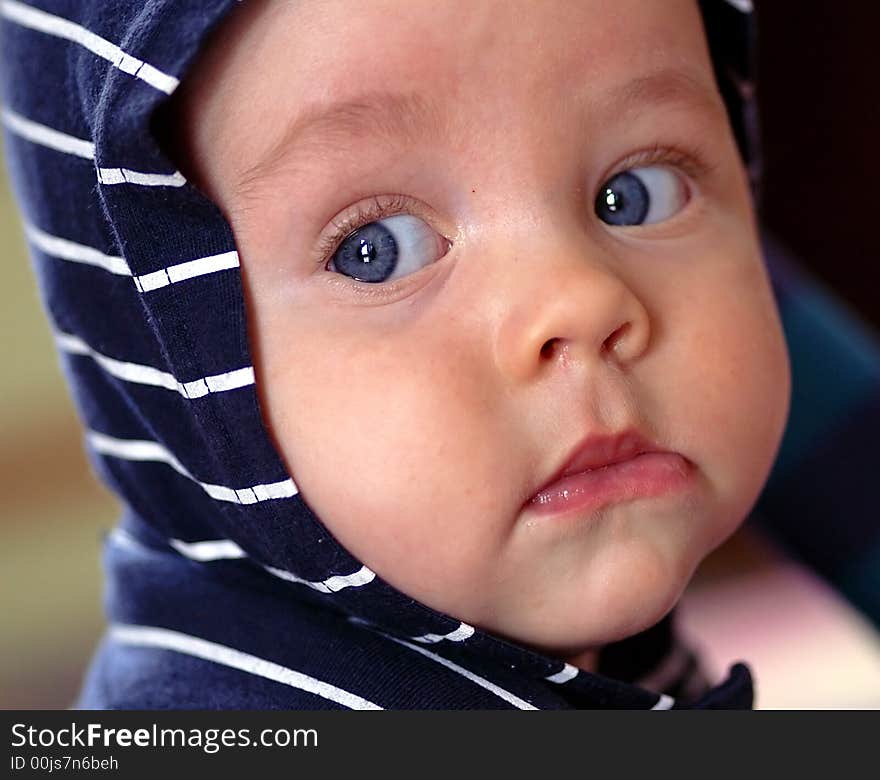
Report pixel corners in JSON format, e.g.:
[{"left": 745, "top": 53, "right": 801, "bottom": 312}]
[{"left": 1, "top": 0, "right": 758, "bottom": 709}]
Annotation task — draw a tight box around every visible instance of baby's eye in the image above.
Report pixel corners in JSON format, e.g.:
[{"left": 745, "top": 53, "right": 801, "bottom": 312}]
[
  {"left": 594, "top": 166, "right": 690, "bottom": 227},
  {"left": 327, "top": 214, "right": 450, "bottom": 284}
]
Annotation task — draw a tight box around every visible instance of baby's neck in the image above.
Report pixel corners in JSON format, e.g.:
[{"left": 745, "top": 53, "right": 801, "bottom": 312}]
[{"left": 564, "top": 647, "right": 599, "bottom": 673}]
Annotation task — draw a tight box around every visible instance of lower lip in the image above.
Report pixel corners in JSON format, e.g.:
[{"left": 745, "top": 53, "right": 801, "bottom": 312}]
[{"left": 524, "top": 452, "right": 693, "bottom": 517}]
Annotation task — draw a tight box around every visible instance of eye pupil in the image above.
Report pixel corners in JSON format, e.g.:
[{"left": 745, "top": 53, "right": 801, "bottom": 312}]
[
  {"left": 334, "top": 223, "right": 398, "bottom": 282},
  {"left": 595, "top": 171, "right": 650, "bottom": 226}
]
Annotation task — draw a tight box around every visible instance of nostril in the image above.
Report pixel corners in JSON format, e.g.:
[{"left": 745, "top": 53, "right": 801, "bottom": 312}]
[
  {"left": 602, "top": 322, "right": 631, "bottom": 357},
  {"left": 540, "top": 338, "right": 559, "bottom": 359}
]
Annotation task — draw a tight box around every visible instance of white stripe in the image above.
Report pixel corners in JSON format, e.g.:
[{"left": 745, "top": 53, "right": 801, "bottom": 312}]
[
  {"left": 369, "top": 628, "right": 537, "bottom": 710},
  {"left": 128, "top": 526, "right": 374, "bottom": 594},
  {"left": 1, "top": 107, "right": 94, "bottom": 158},
  {"left": 264, "top": 564, "right": 375, "bottom": 594},
  {"left": 86, "top": 430, "right": 298, "bottom": 503},
  {"left": 169, "top": 538, "right": 247, "bottom": 561},
  {"left": 0, "top": 0, "right": 179, "bottom": 94},
  {"left": 545, "top": 663, "right": 579, "bottom": 684},
  {"left": 251, "top": 481, "right": 299, "bottom": 501},
  {"left": 411, "top": 622, "right": 475, "bottom": 644},
  {"left": 132, "top": 250, "right": 241, "bottom": 287},
  {"left": 22, "top": 223, "right": 238, "bottom": 288},
  {"left": 55, "top": 330, "right": 255, "bottom": 398},
  {"left": 722, "top": 0, "right": 753, "bottom": 12},
  {"left": 204, "top": 367, "right": 255, "bottom": 394},
  {"left": 88, "top": 430, "right": 188, "bottom": 474},
  {"left": 135, "top": 268, "right": 170, "bottom": 291},
  {"left": 56, "top": 331, "right": 180, "bottom": 391},
  {"left": 651, "top": 693, "right": 675, "bottom": 710},
  {"left": 24, "top": 223, "right": 130, "bottom": 275},
  {"left": 109, "top": 623, "right": 382, "bottom": 710},
  {"left": 162, "top": 532, "right": 373, "bottom": 594},
  {"left": 111, "top": 528, "right": 247, "bottom": 564},
  {"left": 2, "top": 109, "right": 186, "bottom": 187},
  {"left": 135, "top": 62, "right": 178, "bottom": 94},
  {"left": 134, "top": 251, "right": 239, "bottom": 291},
  {"left": 167, "top": 251, "right": 240, "bottom": 283},
  {"left": 97, "top": 167, "right": 186, "bottom": 187}
]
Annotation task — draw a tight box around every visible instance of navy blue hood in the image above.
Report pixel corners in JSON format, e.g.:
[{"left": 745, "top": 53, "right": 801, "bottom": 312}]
[{"left": 1, "top": 0, "right": 757, "bottom": 709}]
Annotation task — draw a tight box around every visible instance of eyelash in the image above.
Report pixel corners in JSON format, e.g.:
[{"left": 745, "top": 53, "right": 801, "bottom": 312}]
[
  {"left": 316, "top": 143, "right": 714, "bottom": 265},
  {"left": 317, "top": 194, "right": 415, "bottom": 267},
  {"left": 604, "top": 142, "right": 715, "bottom": 188}
]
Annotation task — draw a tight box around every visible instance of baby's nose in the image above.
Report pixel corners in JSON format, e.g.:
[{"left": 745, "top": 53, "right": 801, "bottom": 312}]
[{"left": 490, "top": 233, "right": 652, "bottom": 383}]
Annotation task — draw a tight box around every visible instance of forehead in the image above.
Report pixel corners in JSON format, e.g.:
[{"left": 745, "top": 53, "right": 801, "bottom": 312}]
[
  {"left": 204, "top": 0, "right": 718, "bottom": 177},
  {"left": 288, "top": 0, "right": 711, "bottom": 94}
]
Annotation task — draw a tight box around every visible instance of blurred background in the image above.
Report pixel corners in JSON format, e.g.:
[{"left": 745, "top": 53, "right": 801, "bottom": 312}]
[
  {"left": 0, "top": 151, "right": 118, "bottom": 708},
  {"left": 2, "top": 1, "right": 879, "bottom": 709}
]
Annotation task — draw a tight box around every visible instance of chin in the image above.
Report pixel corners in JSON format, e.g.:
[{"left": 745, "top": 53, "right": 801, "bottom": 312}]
[
  {"left": 487, "top": 587, "right": 684, "bottom": 664},
  {"left": 516, "top": 547, "right": 698, "bottom": 657}
]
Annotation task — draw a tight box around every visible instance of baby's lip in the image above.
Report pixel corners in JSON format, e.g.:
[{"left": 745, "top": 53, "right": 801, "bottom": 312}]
[{"left": 526, "top": 428, "right": 672, "bottom": 505}]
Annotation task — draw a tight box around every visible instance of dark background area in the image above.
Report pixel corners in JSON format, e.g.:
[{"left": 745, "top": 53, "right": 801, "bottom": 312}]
[{"left": 756, "top": 2, "right": 879, "bottom": 328}]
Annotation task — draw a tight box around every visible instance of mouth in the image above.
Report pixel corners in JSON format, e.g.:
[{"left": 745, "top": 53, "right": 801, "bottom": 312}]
[{"left": 523, "top": 428, "right": 694, "bottom": 517}]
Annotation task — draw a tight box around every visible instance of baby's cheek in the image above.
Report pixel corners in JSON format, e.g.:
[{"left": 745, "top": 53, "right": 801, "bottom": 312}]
[
  {"left": 671, "top": 252, "right": 790, "bottom": 527},
  {"left": 264, "top": 326, "right": 506, "bottom": 594}
]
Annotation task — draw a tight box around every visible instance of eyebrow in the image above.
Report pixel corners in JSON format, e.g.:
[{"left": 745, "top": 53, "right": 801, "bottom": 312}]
[
  {"left": 238, "top": 90, "right": 445, "bottom": 193},
  {"left": 604, "top": 68, "right": 724, "bottom": 120},
  {"left": 238, "top": 68, "right": 723, "bottom": 192}
]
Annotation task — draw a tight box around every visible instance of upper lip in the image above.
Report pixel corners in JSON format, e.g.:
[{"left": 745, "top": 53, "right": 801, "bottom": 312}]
[{"left": 528, "top": 428, "right": 668, "bottom": 501}]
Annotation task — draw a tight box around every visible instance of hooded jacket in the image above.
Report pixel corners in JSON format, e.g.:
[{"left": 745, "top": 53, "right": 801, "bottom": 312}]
[{"left": 1, "top": 0, "right": 764, "bottom": 709}]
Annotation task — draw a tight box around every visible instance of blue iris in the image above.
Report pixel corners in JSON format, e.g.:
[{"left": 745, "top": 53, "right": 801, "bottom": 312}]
[
  {"left": 595, "top": 171, "right": 650, "bottom": 226},
  {"left": 333, "top": 222, "right": 399, "bottom": 283}
]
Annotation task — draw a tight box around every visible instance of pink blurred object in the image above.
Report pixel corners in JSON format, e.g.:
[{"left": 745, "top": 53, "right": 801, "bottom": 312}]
[{"left": 679, "top": 534, "right": 880, "bottom": 709}]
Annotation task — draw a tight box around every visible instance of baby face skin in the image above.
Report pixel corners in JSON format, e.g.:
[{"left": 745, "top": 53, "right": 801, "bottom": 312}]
[{"left": 165, "top": 0, "right": 791, "bottom": 666}]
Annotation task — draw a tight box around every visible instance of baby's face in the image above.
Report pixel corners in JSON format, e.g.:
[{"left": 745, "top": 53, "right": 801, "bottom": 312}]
[{"left": 169, "top": 0, "right": 790, "bottom": 662}]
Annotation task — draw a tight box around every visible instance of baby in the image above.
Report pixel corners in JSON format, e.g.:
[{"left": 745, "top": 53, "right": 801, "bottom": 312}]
[
  {"left": 1, "top": 0, "right": 790, "bottom": 708},
  {"left": 160, "top": 0, "right": 790, "bottom": 669}
]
